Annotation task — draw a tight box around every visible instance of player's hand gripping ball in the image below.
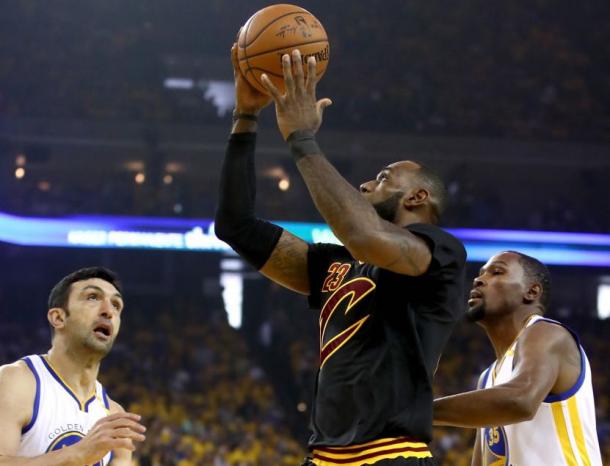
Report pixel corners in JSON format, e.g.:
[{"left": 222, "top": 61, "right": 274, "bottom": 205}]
[{"left": 237, "top": 3, "right": 330, "bottom": 95}]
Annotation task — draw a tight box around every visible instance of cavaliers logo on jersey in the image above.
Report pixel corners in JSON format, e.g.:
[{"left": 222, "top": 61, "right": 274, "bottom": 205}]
[
  {"left": 47, "top": 431, "right": 103, "bottom": 466},
  {"left": 483, "top": 426, "right": 509, "bottom": 466},
  {"left": 319, "top": 263, "right": 376, "bottom": 368}
]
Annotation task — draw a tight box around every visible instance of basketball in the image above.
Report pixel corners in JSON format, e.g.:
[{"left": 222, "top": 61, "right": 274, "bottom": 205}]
[{"left": 237, "top": 4, "right": 330, "bottom": 95}]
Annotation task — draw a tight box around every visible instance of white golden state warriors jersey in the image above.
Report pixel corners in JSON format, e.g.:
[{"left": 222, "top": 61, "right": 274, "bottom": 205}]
[
  {"left": 17, "top": 355, "right": 113, "bottom": 466},
  {"left": 479, "top": 316, "right": 602, "bottom": 466}
]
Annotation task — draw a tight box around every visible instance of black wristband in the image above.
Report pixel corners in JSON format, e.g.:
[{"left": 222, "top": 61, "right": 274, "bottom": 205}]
[
  {"left": 232, "top": 111, "right": 258, "bottom": 122},
  {"left": 287, "top": 130, "right": 321, "bottom": 161}
]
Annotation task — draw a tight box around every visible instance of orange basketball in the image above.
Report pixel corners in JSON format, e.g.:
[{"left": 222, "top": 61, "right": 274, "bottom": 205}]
[{"left": 237, "top": 4, "right": 330, "bottom": 95}]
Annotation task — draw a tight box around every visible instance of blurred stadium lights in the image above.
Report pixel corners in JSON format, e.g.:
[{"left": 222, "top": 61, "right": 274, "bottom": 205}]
[
  {"left": 202, "top": 80, "right": 234, "bottom": 117},
  {"left": 164, "top": 77, "right": 235, "bottom": 117},
  {"left": 1, "top": 211, "right": 610, "bottom": 267},
  {"left": 37, "top": 181, "right": 51, "bottom": 192},
  {"left": 598, "top": 277, "right": 610, "bottom": 319},
  {"left": 15, "top": 167, "right": 25, "bottom": 179},
  {"left": 163, "top": 78, "right": 194, "bottom": 89},
  {"left": 220, "top": 258, "right": 244, "bottom": 329}
]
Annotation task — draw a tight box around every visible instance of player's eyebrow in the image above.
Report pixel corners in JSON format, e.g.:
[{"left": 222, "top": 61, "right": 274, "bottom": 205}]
[
  {"left": 479, "top": 261, "right": 509, "bottom": 275},
  {"left": 81, "top": 285, "right": 123, "bottom": 301}
]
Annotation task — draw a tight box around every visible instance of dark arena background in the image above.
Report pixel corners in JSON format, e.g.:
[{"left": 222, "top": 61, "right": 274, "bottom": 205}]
[{"left": 1, "top": 1, "right": 609, "bottom": 465}]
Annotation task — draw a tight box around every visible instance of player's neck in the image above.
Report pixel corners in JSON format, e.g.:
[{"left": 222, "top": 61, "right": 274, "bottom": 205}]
[
  {"left": 46, "top": 343, "right": 101, "bottom": 399},
  {"left": 482, "top": 310, "right": 538, "bottom": 360},
  {"left": 395, "top": 209, "right": 431, "bottom": 227}
]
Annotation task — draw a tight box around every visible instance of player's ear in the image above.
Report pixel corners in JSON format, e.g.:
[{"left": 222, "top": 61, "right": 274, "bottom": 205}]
[
  {"left": 403, "top": 188, "right": 429, "bottom": 208},
  {"left": 523, "top": 283, "right": 542, "bottom": 304},
  {"left": 48, "top": 307, "right": 68, "bottom": 332}
]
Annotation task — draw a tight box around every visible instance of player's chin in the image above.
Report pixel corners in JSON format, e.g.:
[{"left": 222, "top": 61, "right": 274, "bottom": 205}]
[
  {"left": 465, "top": 301, "right": 485, "bottom": 322},
  {"left": 85, "top": 336, "right": 114, "bottom": 355}
]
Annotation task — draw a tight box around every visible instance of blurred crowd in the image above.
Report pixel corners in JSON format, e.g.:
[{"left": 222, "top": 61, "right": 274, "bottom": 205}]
[
  {"left": 2, "top": 1, "right": 609, "bottom": 234},
  {"left": 2, "top": 154, "right": 609, "bottom": 234},
  {"left": 104, "top": 305, "right": 305, "bottom": 466},
  {"left": 1, "top": 0, "right": 609, "bottom": 142}
]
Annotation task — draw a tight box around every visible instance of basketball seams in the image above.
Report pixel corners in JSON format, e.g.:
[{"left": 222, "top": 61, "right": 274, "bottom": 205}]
[
  {"left": 238, "top": 39, "right": 329, "bottom": 62},
  {"left": 237, "top": 5, "right": 329, "bottom": 94},
  {"left": 240, "top": 9, "right": 310, "bottom": 49},
  {"left": 244, "top": 67, "right": 267, "bottom": 93},
  {"left": 241, "top": 11, "right": 256, "bottom": 88}
]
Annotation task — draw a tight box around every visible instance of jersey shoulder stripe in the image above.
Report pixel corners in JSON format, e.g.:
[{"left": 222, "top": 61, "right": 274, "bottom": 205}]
[{"left": 20, "top": 356, "right": 41, "bottom": 434}]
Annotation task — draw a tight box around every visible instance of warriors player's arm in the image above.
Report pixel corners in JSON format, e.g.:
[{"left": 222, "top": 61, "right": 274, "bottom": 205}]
[
  {"left": 294, "top": 155, "right": 431, "bottom": 275},
  {"left": 0, "top": 362, "right": 80, "bottom": 466},
  {"left": 106, "top": 399, "right": 133, "bottom": 466},
  {"left": 433, "top": 322, "right": 575, "bottom": 428}
]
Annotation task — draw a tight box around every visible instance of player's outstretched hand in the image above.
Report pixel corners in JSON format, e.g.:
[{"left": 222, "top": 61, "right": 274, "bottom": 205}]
[
  {"left": 71, "top": 412, "right": 146, "bottom": 465},
  {"left": 261, "top": 49, "right": 332, "bottom": 140},
  {"left": 231, "top": 39, "right": 272, "bottom": 115}
]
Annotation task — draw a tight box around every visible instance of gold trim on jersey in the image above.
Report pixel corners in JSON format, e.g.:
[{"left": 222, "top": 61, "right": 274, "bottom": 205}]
[
  {"left": 567, "top": 397, "right": 592, "bottom": 466},
  {"left": 311, "top": 437, "right": 432, "bottom": 466},
  {"left": 492, "top": 314, "right": 538, "bottom": 381},
  {"left": 42, "top": 356, "right": 97, "bottom": 411},
  {"left": 552, "top": 402, "right": 579, "bottom": 466}
]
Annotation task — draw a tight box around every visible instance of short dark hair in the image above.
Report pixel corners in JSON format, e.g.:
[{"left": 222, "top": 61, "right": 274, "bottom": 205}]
[
  {"left": 414, "top": 164, "right": 447, "bottom": 223},
  {"left": 48, "top": 267, "right": 122, "bottom": 311},
  {"left": 507, "top": 251, "right": 552, "bottom": 311}
]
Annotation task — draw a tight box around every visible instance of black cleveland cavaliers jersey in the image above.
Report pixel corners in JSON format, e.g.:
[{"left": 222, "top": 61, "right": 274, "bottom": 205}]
[{"left": 306, "top": 223, "right": 466, "bottom": 447}]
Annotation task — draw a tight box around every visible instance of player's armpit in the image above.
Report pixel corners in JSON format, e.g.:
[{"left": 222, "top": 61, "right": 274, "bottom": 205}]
[
  {"left": 260, "top": 230, "right": 310, "bottom": 294},
  {"left": 346, "top": 224, "right": 431, "bottom": 276},
  {"left": 0, "top": 362, "right": 36, "bottom": 458}
]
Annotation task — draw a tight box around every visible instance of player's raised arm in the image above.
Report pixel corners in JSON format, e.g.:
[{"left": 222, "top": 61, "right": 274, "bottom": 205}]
[
  {"left": 260, "top": 51, "right": 437, "bottom": 276},
  {"left": 214, "top": 43, "right": 310, "bottom": 294}
]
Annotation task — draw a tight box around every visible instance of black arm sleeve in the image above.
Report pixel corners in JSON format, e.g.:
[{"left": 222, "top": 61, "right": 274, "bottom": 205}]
[{"left": 214, "top": 132, "right": 283, "bottom": 269}]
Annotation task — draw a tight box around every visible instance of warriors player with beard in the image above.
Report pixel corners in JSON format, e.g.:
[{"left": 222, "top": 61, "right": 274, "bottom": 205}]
[
  {"left": 0, "top": 267, "right": 146, "bottom": 466},
  {"left": 434, "top": 251, "right": 602, "bottom": 466},
  {"left": 215, "top": 46, "right": 466, "bottom": 466}
]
